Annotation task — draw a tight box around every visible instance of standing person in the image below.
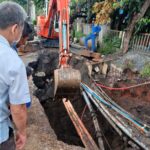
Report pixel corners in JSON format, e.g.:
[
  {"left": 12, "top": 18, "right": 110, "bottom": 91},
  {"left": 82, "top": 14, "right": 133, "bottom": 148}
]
[
  {"left": 12, "top": 21, "right": 33, "bottom": 108},
  {"left": 0, "top": 2, "right": 31, "bottom": 150},
  {"left": 84, "top": 21, "right": 101, "bottom": 52},
  {"left": 12, "top": 21, "right": 33, "bottom": 53},
  {"left": 11, "top": 20, "right": 33, "bottom": 80}
]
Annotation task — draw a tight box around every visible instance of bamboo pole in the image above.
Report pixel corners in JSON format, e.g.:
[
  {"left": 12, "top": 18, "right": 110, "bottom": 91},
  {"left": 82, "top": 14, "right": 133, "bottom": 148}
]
[{"left": 63, "top": 98, "right": 99, "bottom": 150}]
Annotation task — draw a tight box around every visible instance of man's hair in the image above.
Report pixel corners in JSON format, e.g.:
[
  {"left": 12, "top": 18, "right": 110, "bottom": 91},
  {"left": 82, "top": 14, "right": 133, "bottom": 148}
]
[
  {"left": 0, "top": 1, "right": 27, "bottom": 29},
  {"left": 22, "top": 22, "right": 33, "bottom": 38}
]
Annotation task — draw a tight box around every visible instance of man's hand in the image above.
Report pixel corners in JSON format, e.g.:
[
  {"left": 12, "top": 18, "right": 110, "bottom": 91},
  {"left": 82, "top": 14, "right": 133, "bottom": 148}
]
[{"left": 16, "top": 130, "right": 27, "bottom": 150}]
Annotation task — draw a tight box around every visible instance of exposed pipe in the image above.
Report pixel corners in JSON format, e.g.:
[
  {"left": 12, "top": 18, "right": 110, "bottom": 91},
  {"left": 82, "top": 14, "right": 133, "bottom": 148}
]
[
  {"left": 91, "top": 96, "right": 148, "bottom": 150},
  {"left": 45, "top": 0, "right": 48, "bottom": 17},
  {"left": 92, "top": 78, "right": 150, "bottom": 129},
  {"left": 81, "top": 83, "right": 149, "bottom": 150},
  {"left": 81, "top": 83, "right": 150, "bottom": 135},
  {"left": 96, "top": 81, "right": 150, "bottom": 91},
  {"left": 93, "top": 79, "right": 150, "bottom": 134},
  {"left": 82, "top": 90, "right": 105, "bottom": 150},
  {"left": 85, "top": 91, "right": 123, "bottom": 137}
]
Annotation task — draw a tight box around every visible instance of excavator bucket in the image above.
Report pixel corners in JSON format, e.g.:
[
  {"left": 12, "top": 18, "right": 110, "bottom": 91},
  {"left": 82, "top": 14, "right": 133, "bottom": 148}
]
[{"left": 54, "top": 67, "right": 81, "bottom": 97}]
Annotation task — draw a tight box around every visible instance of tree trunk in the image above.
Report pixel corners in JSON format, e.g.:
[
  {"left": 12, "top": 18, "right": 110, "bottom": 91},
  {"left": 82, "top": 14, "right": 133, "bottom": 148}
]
[{"left": 123, "top": 0, "right": 150, "bottom": 53}]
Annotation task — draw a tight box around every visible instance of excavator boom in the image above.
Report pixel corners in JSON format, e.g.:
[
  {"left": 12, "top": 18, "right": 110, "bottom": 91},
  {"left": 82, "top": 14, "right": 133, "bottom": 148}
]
[{"left": 38, "top": 0, "right": 81, "bottom": 97}]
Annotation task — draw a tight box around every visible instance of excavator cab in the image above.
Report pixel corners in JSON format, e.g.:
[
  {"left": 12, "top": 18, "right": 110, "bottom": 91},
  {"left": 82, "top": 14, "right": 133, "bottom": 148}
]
[{"left": 54, "top": 14, "right": 59, "bottom": 32}]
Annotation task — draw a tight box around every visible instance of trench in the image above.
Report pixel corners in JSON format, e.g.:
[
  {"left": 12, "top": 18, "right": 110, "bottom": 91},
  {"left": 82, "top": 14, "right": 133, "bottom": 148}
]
[{"left": 29, "top": 49, "right": 149, "bottom": 149}]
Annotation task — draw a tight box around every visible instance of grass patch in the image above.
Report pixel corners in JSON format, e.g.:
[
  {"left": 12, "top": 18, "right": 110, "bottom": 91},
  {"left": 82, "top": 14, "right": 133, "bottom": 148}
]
[
  {"left": 140, "top": 63, "right": 150, "bottom": 78},
  {"left": 71, "top": 29, "right": 86, "bottom": 42},
  {"left": 123, "top": 59, "right": 135, "bottom": 70}
]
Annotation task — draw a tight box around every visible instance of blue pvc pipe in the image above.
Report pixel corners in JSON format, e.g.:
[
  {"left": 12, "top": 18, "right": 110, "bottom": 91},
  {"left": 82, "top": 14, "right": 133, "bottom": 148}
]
[{"left": 81, "top": 83, "right": 150, "bottom": 133}]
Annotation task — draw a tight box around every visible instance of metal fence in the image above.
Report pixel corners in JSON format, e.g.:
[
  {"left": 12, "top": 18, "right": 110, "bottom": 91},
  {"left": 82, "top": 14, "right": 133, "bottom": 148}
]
[
  {"left": 130, "top": 33, "right": 150, "bottom": 53},
  {"left": 105, "top": 29, "right": 125, "bottom": 49}
]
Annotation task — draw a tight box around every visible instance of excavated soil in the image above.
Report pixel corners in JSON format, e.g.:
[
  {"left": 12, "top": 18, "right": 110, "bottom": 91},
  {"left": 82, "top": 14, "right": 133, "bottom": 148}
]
[
  {"left": 21, "top": 47, "right": 150, "bottom": 150},
  {"left": 105, "top": 80, "right": 150, "bottom": 125}
]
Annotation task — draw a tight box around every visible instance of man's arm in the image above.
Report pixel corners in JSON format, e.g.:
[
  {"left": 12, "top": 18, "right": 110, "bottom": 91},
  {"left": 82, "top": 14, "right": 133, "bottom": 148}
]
[
  {"left": 8, "top": 59, "right": 31, "bottom": 149},
  {"left": 10, "top": 104, "right": 27, "bottom": 134},
  {"left": 10, "top": 104, "right": 27, "bottom": 150}
]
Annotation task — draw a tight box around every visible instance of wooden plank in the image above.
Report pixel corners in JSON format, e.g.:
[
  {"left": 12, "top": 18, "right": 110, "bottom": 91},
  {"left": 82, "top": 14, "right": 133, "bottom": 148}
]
[{"left": 63, "top": 98, "right": 99, "bottom": 150}]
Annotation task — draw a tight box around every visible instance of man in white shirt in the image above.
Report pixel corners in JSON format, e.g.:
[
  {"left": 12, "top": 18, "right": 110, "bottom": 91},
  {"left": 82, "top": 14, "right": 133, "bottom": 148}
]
[{"left": 0, "top": 2, "right": 31, "bottom": 150}]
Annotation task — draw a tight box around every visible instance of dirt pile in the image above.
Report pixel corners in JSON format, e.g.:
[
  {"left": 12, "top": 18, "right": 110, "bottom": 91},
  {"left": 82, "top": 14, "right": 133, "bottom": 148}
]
[{"left": 106, "top": 80, "right": 150, "bottom": 125}]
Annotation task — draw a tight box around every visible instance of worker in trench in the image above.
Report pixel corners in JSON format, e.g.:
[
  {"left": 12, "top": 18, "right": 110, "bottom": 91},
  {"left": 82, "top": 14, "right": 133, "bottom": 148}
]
[
  {"left": 11, "top": 21, "right": 33, "bottom": 55},
  {"left": 0, "top": 2, "right": 31, "bottom": 150}
]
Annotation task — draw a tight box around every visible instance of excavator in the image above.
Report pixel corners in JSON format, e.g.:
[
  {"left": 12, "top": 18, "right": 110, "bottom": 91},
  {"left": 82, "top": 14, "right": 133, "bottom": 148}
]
[
  {"left": 37, "top": 0, "right": 81, "bottom": 97},
  {"left": 37, "top": 0, "right": 94, "bottom": 47},
  {"left": 37, "top": 0, "right": 59, "bottom": 47}
]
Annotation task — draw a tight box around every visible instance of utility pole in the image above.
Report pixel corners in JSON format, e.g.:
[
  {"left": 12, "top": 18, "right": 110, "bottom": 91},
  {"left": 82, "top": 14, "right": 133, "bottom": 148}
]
[
  {"left": 27, "top": 0, "right": 30, "bottom": 16},
  {"left": 87, "top": 0, "right": 92, "bottom": 23},
  {"left": 27, "top": 0, "right": 31, "bottom": 20},
  {"left": 27, "top": 0, "right": 36, "bottom": 21},
  {"left": 45, "top": 0, "right": 48, "bottom": 17}
]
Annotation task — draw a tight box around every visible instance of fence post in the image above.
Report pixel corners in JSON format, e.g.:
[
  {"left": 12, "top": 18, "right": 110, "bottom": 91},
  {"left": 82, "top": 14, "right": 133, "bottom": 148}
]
[
  {"left": 76, "top": 18, "right": 84, "bottom": 32},
  {"left": 98, "top": 25, "right": 109, "bottom": 45},
  {"left": 120, "top": 31, "right": 125, "bottom": 50}
]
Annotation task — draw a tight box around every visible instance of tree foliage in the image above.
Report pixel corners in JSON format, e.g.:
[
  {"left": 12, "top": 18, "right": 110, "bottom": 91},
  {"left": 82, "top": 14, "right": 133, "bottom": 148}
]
[
  {"left": 122, "top": 0, "right": 150, "bottom": 53},
  {"left": 111, "top": 0, "right": 150, "bottom": 33},
  {"left": 92, "top": 0, "right": 116, "bottom": 24},
  {"left": 33, "top": 0, "right": 44, "bottom": 14},
  {"left": 0, "top": 0, "right": 44, "bottom": 15},
  {"left": 0, "top": 0, "right": 27, "bottom": 6}
]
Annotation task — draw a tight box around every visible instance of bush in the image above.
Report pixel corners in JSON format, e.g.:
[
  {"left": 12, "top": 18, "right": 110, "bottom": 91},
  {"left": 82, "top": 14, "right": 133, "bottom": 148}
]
[
  {"left": 33, "top": 20, "right": 37, "bottom": 26},
  {"left": 140, "top": 63, "right": 150, "bottom": 78},
  {"left": 75, "top": 31, "right": 86, "bottom": 39},
  {"left": 98, "top": 35, "right": 121, "bottom": 55}
]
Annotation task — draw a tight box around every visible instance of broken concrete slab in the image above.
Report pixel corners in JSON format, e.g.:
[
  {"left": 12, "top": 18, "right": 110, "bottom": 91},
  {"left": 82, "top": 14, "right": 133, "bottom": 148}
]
[
  {"left": 112, "top": 51, "right": 150, "bottom": 73},
  {"left": 74, "top": 49, "right": 101, "bottom": 60},
  {"left": 102, "top": 63, "right": 108, "bottom": 75}
]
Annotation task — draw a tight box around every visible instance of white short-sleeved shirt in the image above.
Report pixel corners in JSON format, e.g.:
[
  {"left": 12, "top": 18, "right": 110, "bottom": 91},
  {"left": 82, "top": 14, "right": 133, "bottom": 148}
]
[{"left": 0, "top": 35, "right": 31, "bottom": 144}]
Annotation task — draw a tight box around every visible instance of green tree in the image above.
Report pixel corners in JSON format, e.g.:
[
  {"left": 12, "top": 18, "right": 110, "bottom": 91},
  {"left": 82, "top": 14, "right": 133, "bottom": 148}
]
[
  {"left": 33, "top": 0, "right": 44, "bottom": 15},
  {"left": 0, "top": 0, "right": 27, "bottom": 10},
  {"left": 112, "top": 0, "right": 150, "bottom": 53}
]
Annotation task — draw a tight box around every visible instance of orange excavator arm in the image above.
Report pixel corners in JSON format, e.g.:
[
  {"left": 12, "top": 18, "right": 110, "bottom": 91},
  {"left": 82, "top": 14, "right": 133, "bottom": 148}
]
[
  {"left": 37, "top": 0, "right": 58, "bottom": 39},
  {"left": 54, "top": 0, "right": 81, "bottom": 97},
  {"left": 56, "top": 0, "right": 70, "bottom": 68},
  {"left": 38, "top": 0, "right": 81, "bottom": 97},
  {"left": 37, "top": 0, "right": 70, "bottom": 67}
]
